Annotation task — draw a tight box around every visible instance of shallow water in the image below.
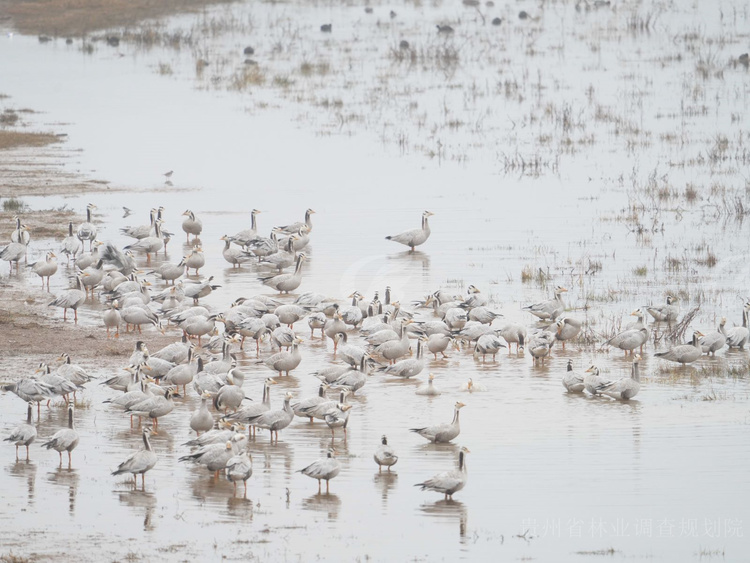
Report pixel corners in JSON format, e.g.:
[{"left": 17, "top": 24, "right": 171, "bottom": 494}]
[{"left": 2, "top": 1, "right": 750, "bottom": 561}]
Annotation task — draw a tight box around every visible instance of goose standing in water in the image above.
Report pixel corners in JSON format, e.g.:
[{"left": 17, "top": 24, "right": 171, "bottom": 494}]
[
  {"left": 381, "top": 337, "right": 425, "bottom": 378},
  {"left": 426, "top": 333, "right": 457, "bottom": 360},
  {"left": 103, "top": 300, "right": 122, "bottom": 338},
  {"left": 263, "top": 337, "right": 303, "bottom": 376},
  {"left": 4, "top": 402, "right": 37, "bottom": 460},
  {"left": 244, "top": 392, "right": 294, "bottom": 442},
  {"left": 42, "top": 403, "right": 79, "bottom": 467},
  {"left": 473, "top": 333, "right": 505, "bottom": 361},
  {"left": 654, "top": 331, "right": 704, "bottom": 365},
  {"left": 523, "top": 286, "right": 567, "bottom": 321},
  {"left": 0, "top": 241, "right": 26, "bottom": 272},
  {"left": 325, "top": 403, "right": 353, "bottom": 440},
  {"left": 583, "top": 365, "right": 612, "bottom": 395},
  {"left": 607, "top": 310, "right": 649, "bottom": 355},
  {"left": 259, "top": 253, "right": 306, "bottom": 293},
  {"left": 296, "top": 389, "right": 350, "bottom": 422},
  {"left": 186, "top": 245, "right": 205, "bottom": 275},
  {"left": 385, "top": 210, "right": 434, "bottom": 252},
  {"left": 179, "top": 435, "right": 243, "bottom": 479},
  {"left": 700, "top": 318, "right": 727, "bottom": 355},
  {"left": 124, "top": 220, "right": 165, "bottom": 264},
  {"left": 374, "top": 435, "right": 398, "bottom": 472},
  {"left": 181, "top": 210, "right": 203, "bottom": 242},
  {"left": 527, "top": 330, "right": 554, "bottom": 365},
  {"left": 2, "top": 379, "right": 54, "bottom": 416},
  {"left": 497, "top": 323, "right": 526, "bottom": 354},
  {"left": 29, "top": 251, "right": 58, "bottom": 290},
  {"left": 562, "top": 360, "right": 585, "bottom": 393},
  {"left": 60, "top": 221, "right": 81, "bottom": 264},
  {"left": 48, "top": 274, "right": 87, "bottom": 322},
  {"left": 229, "top": 209, "right": 262, "bottom": 247},
  {"left": 374, "top": 319, "right": 412, "bottom": 364},
  {"left": 307, "top": 311, "right": 327, "bottom": 338},
  {"left": 299, "top": 447, "right": 340, "bottom": 493},
  {"left": 125, "top": 388, "right": 177, "bottom": 430},
  {"left": 225, "top": 451, "right": 253, "bottom": 496},
  {"left": 10, "top": 216, "right": 30, "bottom": 246},
  {"left": 259, "top": 235, "right": 297, "bottom": 271},
  {"left": 220, "top": 235, "right": 256, "bottom": 267},
  {"left": 224, "top": 378, "right": 277, "bottom": 437},
  {"left": 554, "top": 317, "right": 582, "bottom": 350},
  {"left": 277, "top": 208, "right": 315, "bottom": 235},
  {"left": 646, "top": 295, "right": 680, "bottom": 325},
  {"left": 410, "top": 401, "right": 464, "bottom": 443},
  {"left": 597, "top": 355, "right": 642, "bottom": 400},
  {"left": 74, "top": 239, "right": 103, "bottom": 271},
  {"left": 415, "top": 373, "right": 442, "bottom": 396},
  {"left": 190, "top": 391, "right": 215, "bottom": 436},
  {"left": 111, "top": 427, "right": 158, "bottom": 488},
  {"left": 292, "top": 384, "right": 330, "bottom": 421},
  {"left": 76, "top": 203, "right": 97, "bottom": 250},
  {"left": 415, "top": 446, "right": 470, "bottom": 500},
  {"left": 722, "top": 301, "right": 750, "bottom": 349}
]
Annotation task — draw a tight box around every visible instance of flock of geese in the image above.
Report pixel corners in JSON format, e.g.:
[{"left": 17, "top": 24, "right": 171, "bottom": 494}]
[{"left": 1, "top": 205, "right": 743, "bottom": 502}]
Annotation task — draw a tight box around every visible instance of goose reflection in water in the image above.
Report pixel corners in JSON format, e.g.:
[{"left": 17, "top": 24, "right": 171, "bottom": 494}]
[
  {"left": 302, "top": 492, "right": 341, "bottom": 520},
  {"left": 7, "top": 460, "right": 37, "bottom": 506},
  {"left": 117, "top": 489, "right": 157, "bottom": 531},
  {"left": 419, "top": 499, "right": 468, "bottom": 539},
  {"left": 48, "top": 466, "right": 79, "bottom": 515},
  {"left": 373, "top": 471, "right": 398, "bottom": 506},
  {"left": 226, "top": 494, "right": 255, "bottom": 521}
]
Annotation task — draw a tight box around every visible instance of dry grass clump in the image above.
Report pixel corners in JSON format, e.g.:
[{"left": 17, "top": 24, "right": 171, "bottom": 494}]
[
  {"left": 0, "top": 0, "right": 234, "bottom": 36},
  {"left": 0, "top": 130, "right": 61, "bottom": 150}
]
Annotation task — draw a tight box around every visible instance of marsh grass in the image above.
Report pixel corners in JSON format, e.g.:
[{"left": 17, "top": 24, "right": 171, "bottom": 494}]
[
  {"left": 0, "top": 110, "right": 19, "bottom": 126},
  {"left": 2, "top": 198, "right": 26, "bottom": 212}
]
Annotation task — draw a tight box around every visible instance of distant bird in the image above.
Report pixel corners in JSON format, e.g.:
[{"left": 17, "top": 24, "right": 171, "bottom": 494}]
[
  {"left": 583, "top": 365, "right": 611, "bottom": 395},
  {"left": 411, "top": 401, "right": 464, "bottom": 443},
  {"left": 299, "top": 448, "right": 340, "bottom": 493},
  {"left": 385, "top": 211, "right": 434, "bottom": 252},
  {"left": 654, "top": 331, "right": 703, "bottom": 365},
  {"left": 460, "top": 378, "right": 487, "bottom": 393},
  {"left": 320, "top": 24, "right": 332, "bottom": 32},
  {"left": 415, "top": 446, "right": 470, "bottom": 500},
  {"left": 179, "top": 436, "right": 243, "bottom": 479},
  {"left": 723, "top": 301, "right": 750, "bottom": 349},
  {"left": 562, "top": 360, "right": 585, "bottom": 393},
  {"left": 225, "top": 451, "right": 253, "bottom": 496},
  {"left": 374, "top": 435, "right": 398, "bottom": 472},
  {"left": 190, "top": 391, "right": 215, "bottom": 435},
  {"left": 29, "top": 251, "right": 57, "bottom": 290},
  {"left": 42, "top": 403, "right": 79, "bottom": 467},
  {"left": 436, "top": 24, "right": 455, "bottom": 34},
  {"left": 48, "top": 274, "right": 87, "bottom": 322},
  {"left": 415, "top": 373, "right": 441, "bottom": 396},
  {"left": 4, "top": 402, "right": 37, "bottom": 460},
  {"left": 597, "top": 355, "right": 642, "bottom": 401},
  {"left": 524, "top": 286, "right": 567, "bottom": 321},
  {"left": 111, "top": 427, "right": 158, "bottom": 488},
  {"left": 182, "top": 210, "right": 203, "bottom": 242},
  {"left": 163, "top": 170, "right": 173, "bottom": 181},
  {"left": 76, "top": 203, "right": 97, "bottom": 250},
  {"left": 607, "top": 310, "right": 648, "bottom": 355},
  {"left": 646, "top": 295, "right": 680, "bottom": 325},
  {"left": 700, "top": 318, "right": 727, "bottom": 355},
  {"left": 554, "top": 317, "right": 582, "bottom": 350}
]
